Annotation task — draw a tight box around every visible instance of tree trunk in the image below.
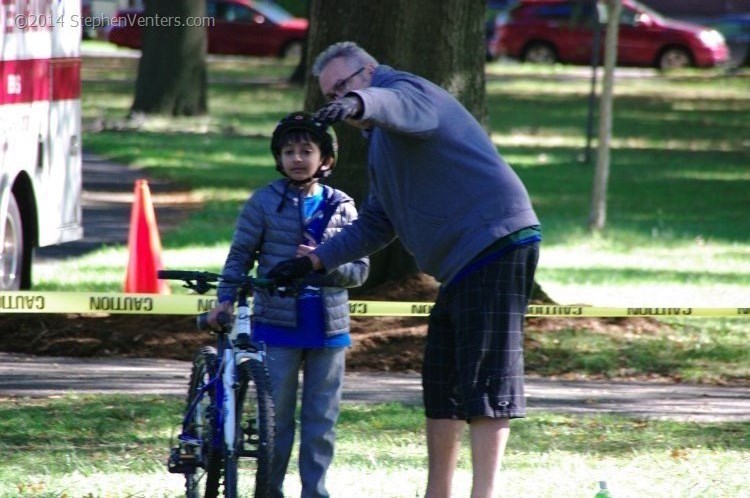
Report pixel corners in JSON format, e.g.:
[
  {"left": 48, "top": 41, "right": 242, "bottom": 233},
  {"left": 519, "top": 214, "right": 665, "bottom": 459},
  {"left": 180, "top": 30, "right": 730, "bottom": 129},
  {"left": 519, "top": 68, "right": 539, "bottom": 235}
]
[
  {"left": 130, "top": 0, "right": 208, "bottom": 117},
  {"left": 288, "top": 39, "right": 308, "bottom": 85},
  {"left": 303, "top": 0, "right": 486, "bottom": 291},
  {"left": 588, "top": 0, "right": 621, "bottom": 231}
]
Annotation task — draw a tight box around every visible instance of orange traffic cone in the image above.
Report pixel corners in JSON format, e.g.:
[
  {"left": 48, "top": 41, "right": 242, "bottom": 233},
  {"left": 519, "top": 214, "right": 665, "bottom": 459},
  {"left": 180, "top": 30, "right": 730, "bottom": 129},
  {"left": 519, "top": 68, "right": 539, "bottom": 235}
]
[{"left": 124, "top": 179, "right": 170, "bottom": 294}]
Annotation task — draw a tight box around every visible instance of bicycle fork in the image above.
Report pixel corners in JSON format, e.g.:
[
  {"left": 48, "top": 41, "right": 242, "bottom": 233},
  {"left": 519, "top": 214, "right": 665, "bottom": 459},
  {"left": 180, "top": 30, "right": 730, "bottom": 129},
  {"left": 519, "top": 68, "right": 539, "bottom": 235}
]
[{"left": 221, "top": 345, "right": 237, "bottom": 457}]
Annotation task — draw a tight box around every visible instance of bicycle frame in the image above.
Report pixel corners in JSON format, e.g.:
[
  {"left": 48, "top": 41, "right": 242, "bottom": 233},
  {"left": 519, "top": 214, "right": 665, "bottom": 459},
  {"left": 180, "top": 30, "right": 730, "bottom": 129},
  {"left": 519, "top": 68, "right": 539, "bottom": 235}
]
[
  {"left": 178, "top": 296, "right": 265, "bottom": 465},
  {"left": 161, "top": 269, "right": 278, "bottom": 497}
]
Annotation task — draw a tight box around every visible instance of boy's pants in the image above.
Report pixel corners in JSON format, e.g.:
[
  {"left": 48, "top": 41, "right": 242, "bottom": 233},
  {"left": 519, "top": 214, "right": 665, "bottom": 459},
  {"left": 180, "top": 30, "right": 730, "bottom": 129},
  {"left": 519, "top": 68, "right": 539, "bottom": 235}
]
[{"left": 266, "top": 346, "right": 346, "bottom": 498}]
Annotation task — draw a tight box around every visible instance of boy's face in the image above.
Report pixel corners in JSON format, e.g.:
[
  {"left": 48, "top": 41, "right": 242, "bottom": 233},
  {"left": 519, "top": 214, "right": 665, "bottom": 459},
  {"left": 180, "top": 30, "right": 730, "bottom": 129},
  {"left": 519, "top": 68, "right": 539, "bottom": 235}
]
[{"left": 279, "top": 139, "right": 331, "bottom": 183}]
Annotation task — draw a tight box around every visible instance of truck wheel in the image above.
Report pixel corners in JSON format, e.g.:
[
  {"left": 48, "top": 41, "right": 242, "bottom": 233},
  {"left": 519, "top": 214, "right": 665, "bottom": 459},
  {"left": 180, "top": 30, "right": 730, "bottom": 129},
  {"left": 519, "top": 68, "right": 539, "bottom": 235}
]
[{"left": 1, "top": 194, "right": 25, "bottom": 290}]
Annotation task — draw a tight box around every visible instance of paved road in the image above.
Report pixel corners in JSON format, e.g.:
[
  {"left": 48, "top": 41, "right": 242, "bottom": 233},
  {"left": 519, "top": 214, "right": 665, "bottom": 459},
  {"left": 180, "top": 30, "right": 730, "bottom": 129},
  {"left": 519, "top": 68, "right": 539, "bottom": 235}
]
[
  {"left": 2, "top": 353, "right": 748, "bottom": 423},
  {"left": 35, "top": 151, "right": 188, "bottom": 261}
]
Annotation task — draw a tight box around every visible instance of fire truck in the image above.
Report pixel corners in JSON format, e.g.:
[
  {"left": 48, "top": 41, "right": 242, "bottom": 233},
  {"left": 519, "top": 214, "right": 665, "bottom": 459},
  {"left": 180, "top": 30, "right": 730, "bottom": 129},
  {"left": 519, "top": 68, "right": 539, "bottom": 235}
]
[{"left": 1, "top": 0, "right": 83, "bottom": 290}]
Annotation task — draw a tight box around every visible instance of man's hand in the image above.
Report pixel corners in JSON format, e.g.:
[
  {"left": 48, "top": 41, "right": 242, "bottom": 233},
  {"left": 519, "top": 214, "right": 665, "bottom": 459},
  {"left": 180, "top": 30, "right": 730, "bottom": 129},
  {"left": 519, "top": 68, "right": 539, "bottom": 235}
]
[
  {"left": 267, "top": 256, "right": 314, "bottom": 284},
  {"left": 313, "top": 96, "right": 362, "bottom": 125}
]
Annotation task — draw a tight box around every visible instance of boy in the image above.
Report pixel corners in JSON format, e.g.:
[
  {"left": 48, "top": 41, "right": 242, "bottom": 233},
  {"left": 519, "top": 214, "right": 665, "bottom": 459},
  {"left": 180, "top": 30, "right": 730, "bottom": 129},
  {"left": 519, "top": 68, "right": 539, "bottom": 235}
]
[{"left": 209, "top": 112, "right": 369, "bottom": 498}]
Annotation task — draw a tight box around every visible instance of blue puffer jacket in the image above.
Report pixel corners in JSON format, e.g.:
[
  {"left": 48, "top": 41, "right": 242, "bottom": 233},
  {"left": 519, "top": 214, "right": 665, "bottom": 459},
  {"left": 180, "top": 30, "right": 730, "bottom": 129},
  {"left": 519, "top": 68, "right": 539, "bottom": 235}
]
[{"left": 218, "top": 179, "right": 369, "bottom": 336}]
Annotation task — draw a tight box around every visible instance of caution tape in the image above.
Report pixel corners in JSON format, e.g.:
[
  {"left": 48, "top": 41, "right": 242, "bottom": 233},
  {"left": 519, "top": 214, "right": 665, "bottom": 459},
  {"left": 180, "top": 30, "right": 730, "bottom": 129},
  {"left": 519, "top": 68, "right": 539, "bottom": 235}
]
[{"left": 1, "top": 292, "right": 749, "bottom": 317}]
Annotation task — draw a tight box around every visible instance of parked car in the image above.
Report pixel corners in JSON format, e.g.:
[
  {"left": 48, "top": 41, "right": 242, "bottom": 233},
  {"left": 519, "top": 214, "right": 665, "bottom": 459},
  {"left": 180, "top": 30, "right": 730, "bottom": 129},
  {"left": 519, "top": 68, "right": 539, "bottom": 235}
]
[
  {"left": 707, "top": 14, "right": 750, "bottom": 67},
  {"left": 488, "top": 0, "right": 729, "bottom": 70},
  {"left": 485, "top": 0, "right": 518, "bottom": 60},
  {"left": 108, "top": 0, "right": 307, "bottom": 58}
]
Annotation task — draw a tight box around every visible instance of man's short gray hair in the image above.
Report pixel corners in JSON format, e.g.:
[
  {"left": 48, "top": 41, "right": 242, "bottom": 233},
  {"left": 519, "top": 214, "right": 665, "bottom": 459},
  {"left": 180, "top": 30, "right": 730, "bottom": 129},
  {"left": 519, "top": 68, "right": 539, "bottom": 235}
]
[{"left": 311, "top": 41, "right": 379, "bottom": 77}]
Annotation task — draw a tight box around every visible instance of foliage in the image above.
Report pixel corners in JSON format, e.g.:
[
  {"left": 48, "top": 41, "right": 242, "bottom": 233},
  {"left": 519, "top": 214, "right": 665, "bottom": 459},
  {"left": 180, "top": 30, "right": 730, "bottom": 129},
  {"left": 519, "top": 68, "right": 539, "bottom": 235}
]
[{"left": 67, "top": 50, "right": 750, "bottom": 312}]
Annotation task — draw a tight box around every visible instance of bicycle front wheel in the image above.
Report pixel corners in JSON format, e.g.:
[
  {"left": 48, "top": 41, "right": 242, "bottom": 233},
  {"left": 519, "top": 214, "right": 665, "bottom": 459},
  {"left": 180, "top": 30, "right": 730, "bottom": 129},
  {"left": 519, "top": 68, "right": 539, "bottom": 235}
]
[
  {"left": 184, "top": 346, "right": 221, "bottom": 498},
  {"left": 233, "top": 358, "right": 275, "bottom": 498}
]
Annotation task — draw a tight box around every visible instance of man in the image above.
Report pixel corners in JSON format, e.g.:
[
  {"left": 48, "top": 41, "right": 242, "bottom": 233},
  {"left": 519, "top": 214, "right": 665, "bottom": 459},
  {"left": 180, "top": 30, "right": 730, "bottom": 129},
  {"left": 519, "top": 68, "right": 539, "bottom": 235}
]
[{"left": 268, "top": 41, "right": 541, "bottom": 498}]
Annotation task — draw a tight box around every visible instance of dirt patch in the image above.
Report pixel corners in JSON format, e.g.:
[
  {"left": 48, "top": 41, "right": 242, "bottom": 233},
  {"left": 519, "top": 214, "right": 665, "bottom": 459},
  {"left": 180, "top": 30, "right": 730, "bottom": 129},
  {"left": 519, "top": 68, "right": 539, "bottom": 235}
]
[{"left": 0, "top": 274, "right": 663, "bottom": 374}]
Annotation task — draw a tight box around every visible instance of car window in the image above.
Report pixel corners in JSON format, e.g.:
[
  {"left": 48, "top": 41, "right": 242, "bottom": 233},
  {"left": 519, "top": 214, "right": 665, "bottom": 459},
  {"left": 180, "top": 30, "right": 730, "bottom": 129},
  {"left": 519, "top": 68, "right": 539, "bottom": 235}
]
[
  {"left": 533, "top": 4, "right": 572, "bottom": 20},
  {"left": 573, "top": 2, "right": 598, "bottom": 26},
  {"left": 618, "top": 7, "right": 638, "bottom": 26},
  {"left": 227, "top": 4, "right": 254, "bottom": 22},
  {"left": 211, "top": 2, "right": 253, "bottom": 23},
  {"left": 530, "top": 2, "right": 598, "bottom": 26},
  {"left": 254, "top": 0, "right": 294, "bottom": 24}
]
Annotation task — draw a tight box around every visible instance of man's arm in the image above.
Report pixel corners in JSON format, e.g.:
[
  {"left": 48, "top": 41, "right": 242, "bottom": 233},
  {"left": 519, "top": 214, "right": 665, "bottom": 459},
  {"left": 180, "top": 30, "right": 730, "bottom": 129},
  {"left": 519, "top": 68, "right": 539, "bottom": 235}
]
[
  {"left": 353, "top": 80, "right": 438, "bottom": 136},
  {"left": 267, "top": 192, "right": 396, "bottom": 281}
]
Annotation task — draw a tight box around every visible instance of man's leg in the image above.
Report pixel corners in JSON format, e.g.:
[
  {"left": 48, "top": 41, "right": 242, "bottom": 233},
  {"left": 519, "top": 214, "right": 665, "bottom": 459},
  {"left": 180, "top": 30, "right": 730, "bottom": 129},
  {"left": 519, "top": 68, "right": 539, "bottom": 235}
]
[
  {"left": 469, "top": 417, "right": 510, "bottom": 498},
  {"left": 451, "top": 243, "right": 540, "bottom": 498},
  {"left": 423, "top": 295, "right": 462, "bottom": 498},
  {"left": 425, "top": 418, "right": 463, "bottom": 498}
]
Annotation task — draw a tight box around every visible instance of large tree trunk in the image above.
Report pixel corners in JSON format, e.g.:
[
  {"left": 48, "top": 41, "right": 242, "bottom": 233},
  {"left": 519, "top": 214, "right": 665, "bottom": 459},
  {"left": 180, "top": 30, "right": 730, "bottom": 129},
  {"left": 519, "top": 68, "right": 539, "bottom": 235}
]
[
  {"left": 130, "top": 0, "right": 208, "bottom": 117},
  {"left": 303, "top": 0, "right": 486, "bottom": 291}
]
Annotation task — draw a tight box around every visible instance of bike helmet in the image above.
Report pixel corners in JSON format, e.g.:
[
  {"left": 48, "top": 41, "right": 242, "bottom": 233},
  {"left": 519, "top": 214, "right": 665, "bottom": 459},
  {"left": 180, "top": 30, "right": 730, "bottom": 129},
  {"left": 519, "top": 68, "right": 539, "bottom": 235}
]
[{"left": 270, "top": 112, "right": 337, "bottom": 180}]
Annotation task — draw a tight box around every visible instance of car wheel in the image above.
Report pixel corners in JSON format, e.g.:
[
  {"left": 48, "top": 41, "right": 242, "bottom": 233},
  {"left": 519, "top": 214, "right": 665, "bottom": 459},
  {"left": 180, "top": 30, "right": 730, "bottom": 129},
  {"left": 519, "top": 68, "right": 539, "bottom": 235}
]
[
  {"left": 658, "top": 47, "right": 693, "bottom": 71},
  {"left": 522, "top": 42, "right": 557, "bottom": 64},
  {"left": 1, "top": 193, "right": 25, "bottom": 290}
]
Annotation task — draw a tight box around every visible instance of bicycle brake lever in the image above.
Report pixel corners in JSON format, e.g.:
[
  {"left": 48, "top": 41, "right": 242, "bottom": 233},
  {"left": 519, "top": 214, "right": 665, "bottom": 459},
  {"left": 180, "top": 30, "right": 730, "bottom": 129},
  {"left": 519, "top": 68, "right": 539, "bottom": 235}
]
[{"left": 183, "top": 279, "right": 216, "bottom": 295}]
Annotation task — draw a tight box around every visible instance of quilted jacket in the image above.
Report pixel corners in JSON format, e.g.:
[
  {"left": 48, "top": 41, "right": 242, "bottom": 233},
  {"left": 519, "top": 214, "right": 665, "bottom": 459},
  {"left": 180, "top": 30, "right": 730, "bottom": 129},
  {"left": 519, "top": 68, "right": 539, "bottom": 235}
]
[{"left": 218, "top": 179, "right": 369, "bottom": 336}]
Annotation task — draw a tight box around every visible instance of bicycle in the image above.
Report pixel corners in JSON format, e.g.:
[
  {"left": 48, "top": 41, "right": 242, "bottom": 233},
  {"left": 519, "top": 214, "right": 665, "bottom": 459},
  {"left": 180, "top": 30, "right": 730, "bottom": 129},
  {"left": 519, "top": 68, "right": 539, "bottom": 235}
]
[{"left": 159, "top": 270, "right": 285, "bottom": 498}]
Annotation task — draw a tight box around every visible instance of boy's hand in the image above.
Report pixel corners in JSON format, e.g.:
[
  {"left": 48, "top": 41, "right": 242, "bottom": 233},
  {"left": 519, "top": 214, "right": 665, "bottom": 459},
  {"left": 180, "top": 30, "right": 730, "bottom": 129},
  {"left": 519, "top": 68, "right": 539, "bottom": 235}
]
[
  {"left": 267, "top": 256, "right": 314, "bottom": 284},
  {"left": 207, "top": 301, "right": 233, "bottom": 330}
]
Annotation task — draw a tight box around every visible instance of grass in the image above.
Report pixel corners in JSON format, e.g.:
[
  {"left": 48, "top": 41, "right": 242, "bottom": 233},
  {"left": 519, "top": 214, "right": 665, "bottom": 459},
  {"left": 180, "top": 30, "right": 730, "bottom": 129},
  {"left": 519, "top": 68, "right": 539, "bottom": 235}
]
[
  {"left": 42, "top": 47, "right": 750, "bottom": 308},
  {"left": 30, "top": 48, "right": 750, "bottom": 384},
  {"left": 524, "top": 317, "right": 750, "bottom": 383},
  {"left": 11, "top": 50, "right": 749, "bottom": 497},
  {"left": 0, "top": 395, "right": 747, "bottom": 497}
]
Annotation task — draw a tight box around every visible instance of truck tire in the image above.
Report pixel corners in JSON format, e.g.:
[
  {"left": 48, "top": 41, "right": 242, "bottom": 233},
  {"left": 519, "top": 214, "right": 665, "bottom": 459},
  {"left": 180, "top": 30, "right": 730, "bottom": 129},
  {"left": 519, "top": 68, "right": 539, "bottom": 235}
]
[{"left": 1, "top": 193, "right": 25, "bottom": 290}]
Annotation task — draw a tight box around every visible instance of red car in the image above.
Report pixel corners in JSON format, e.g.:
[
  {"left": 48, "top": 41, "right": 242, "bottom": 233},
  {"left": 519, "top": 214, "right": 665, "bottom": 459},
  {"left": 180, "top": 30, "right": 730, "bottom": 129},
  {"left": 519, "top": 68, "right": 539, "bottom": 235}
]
[
  {"left": 488, "top": 0, "right": 729, "bottom": 70},
  {"left": 108, "top": 0, "right": 307, "bottom": 58}
]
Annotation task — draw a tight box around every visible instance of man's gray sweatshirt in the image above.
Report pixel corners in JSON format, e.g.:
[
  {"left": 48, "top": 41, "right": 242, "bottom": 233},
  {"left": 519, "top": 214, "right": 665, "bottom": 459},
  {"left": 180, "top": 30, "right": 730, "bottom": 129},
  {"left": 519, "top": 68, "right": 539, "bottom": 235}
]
[{"left": 314, "top": 65, "right": 539, "bottom": 284}]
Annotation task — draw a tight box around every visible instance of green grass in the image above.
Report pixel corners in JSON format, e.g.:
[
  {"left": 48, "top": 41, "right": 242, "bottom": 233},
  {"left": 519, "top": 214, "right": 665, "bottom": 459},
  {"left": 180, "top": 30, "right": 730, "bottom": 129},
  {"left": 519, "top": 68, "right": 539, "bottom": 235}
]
[
  {"left": 30, "top": 53, "right": 750, "bottom": 384},
  {"left": 14, "top": 55, "right": 750, "bottom": 496},
  {"left": 525, "top": 317, "right": 750, "bottom": 383},
  {"left": 1, "top": 396, "right": 747, "bottom": 497},
  {"left": 41, "top": 53, "right": 750, "bottom": 308},
  {"left": 26, "top": 52, "right": 750, "bottom": 385}
]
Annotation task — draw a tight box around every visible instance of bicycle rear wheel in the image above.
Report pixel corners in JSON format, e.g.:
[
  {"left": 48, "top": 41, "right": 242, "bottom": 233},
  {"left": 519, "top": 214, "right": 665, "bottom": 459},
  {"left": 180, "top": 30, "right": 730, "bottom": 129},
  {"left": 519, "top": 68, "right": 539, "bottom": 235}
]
[
  {"left": 183, "top": 346, "right": 222, "bottom": 498},
  {"left": 233, "top": 358, "right": 275, "bottom": 498}
]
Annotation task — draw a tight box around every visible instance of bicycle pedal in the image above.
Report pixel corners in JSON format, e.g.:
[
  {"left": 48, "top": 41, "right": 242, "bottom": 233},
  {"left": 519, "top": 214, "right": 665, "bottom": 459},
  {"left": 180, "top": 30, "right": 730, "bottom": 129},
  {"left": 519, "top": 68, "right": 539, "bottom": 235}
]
[
  {"left": 167, "top": 446, "right": 199, "bottom": 474},
  {"left": 178, "top": 434, "right": 201, "bottom": 446}
]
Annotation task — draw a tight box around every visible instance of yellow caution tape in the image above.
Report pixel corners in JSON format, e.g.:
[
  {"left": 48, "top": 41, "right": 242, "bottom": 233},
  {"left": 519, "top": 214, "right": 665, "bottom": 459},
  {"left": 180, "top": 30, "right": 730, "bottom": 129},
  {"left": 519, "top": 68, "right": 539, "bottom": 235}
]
[{"left": 1, "top": 292, "right": 749, "bottom": 317}]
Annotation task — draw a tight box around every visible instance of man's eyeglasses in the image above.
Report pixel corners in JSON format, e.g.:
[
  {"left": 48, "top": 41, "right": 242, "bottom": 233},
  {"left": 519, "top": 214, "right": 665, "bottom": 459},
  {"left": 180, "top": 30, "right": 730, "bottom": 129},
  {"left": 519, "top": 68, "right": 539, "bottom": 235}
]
[{"left": 325, "top": 67, "right": 365, "bottom": 101}]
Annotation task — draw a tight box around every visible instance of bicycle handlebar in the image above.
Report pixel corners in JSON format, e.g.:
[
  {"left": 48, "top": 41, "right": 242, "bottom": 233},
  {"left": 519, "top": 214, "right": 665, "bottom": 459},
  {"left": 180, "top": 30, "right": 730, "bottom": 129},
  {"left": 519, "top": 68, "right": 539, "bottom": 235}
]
[
  {"left": 157, "top": 270, "right": 217, "bottom": 281},
  {"left": 159, "top": 269, "right": 296, "bottom": 332},
  {"left": 157, "top": 270, "right": 278, "bottom": 289}
]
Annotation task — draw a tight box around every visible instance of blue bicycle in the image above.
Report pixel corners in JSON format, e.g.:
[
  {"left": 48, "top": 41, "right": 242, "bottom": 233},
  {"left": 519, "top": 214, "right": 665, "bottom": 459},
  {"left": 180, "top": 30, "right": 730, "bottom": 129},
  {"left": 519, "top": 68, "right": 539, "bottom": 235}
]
[{"left": 159, "top": 270, "right": 279, "bottom": 498}]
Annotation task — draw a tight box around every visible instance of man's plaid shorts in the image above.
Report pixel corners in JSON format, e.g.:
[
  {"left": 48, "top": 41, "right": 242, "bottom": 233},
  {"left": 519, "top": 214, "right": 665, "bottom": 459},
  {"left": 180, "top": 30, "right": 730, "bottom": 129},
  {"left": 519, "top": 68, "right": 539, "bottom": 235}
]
[{"left": 422, "top": 243, "right": 539, "bottom": 421}]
